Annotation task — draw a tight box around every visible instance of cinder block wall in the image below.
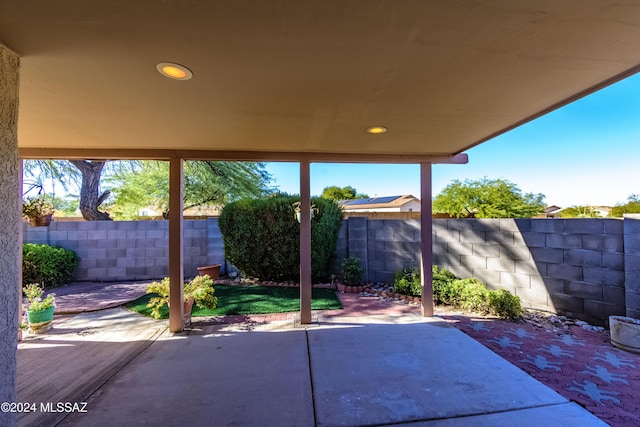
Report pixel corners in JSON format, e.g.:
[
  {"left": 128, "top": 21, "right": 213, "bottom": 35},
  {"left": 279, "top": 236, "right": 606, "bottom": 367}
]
[
  {"left": 23, "top": 216, "right": 638, "bottom": 324},
  {"left": 338, "top": 217, "right": 630, "bottom": 325},
  {"left": 23, "top": 219, "right": 217, "bottom": 281},
  {"left": 623, "top": 217, "right": 640, "bottom": 319}
]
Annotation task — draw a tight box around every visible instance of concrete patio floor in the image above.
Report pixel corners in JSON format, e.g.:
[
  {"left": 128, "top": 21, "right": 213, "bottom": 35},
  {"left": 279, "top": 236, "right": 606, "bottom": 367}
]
[{"left": 18, "top": 309, "right": 607, "bottom": 427}]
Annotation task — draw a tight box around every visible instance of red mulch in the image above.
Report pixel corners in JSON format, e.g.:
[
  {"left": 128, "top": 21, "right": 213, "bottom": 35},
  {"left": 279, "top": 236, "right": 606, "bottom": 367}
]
[{"left": 436, "top": 309, "right": 640, "bottom": 427}]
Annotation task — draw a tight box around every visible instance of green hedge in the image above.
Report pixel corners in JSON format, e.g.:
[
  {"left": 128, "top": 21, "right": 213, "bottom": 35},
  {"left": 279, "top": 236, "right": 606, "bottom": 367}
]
[
  {"left": 218, "top": 194, "right": 343, "bottom": 282},
  {"left": 23, "top": 243, "right": 79, "bottom": 288}
]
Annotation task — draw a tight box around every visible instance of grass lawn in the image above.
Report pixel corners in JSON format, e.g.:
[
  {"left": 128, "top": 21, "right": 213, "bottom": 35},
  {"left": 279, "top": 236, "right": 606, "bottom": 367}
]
[{"left": 126, "top": 284, "right": 342, "bottom": 319}]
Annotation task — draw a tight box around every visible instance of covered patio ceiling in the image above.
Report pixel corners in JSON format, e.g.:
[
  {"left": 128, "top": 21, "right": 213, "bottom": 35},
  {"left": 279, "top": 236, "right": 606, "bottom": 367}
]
[{"left": 3, "top": 1, "right": 640, "bottom": 159}]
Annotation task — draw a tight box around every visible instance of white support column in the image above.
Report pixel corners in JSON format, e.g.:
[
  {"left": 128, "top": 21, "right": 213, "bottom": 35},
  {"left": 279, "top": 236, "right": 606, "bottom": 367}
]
[
  {"left": 168, "top": 157, "right": 184, "bottom": 332},
  {"left": 0, "top": 44, "right": 20, "bottom": 427},
  {"left": 420, "top": 162, "right": 434, "bottom": 317},
  {"left": 299, "top": 159, "right": 312, "bottom": 324}
]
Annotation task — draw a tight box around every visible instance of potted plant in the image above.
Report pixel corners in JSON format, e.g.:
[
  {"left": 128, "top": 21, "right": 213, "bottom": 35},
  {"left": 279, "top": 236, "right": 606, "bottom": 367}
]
[
  {"left": 23, "top": 283, "right": 56, "bottom": 333},
  {"left": 22, "top": 195, "right": 55, "bottom": 227},
  {"left": 146, "top": 274, "right": 218, "bottom": 326}
]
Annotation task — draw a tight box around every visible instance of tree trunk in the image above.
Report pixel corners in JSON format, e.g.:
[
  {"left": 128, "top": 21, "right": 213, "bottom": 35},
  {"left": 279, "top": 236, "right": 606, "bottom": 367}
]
[{"left": 69, "top": 160, "right": 112, "bottom": 220}]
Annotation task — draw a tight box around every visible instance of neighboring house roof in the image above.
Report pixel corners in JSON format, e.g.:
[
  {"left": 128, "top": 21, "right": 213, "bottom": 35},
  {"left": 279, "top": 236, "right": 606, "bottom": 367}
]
[
  {"left": 544, "top": 205, "right": 613, "bottom": 218},
  {"left": 138, "top": 205, "right": 221, "bottom": 217},
  {"left": 341, "top": 195, "right": 420, "bottom": 211},
  {"left": 593, "top": 206, "right": 612, "bottom": 213}
]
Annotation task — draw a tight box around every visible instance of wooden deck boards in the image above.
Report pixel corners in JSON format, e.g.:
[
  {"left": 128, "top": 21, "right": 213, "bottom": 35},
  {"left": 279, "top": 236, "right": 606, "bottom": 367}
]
[{"left": 17, "top": 309, "right": 165, "bottom": 427}]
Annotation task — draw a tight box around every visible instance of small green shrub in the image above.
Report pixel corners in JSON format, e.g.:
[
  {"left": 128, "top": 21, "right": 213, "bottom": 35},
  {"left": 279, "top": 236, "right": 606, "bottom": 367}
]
[
  {"left": 436, "top": 278, "right": 466, "bottom": 306},
  {"left": 340, "top": 256, "right": 364, "bottom": 286},
  {"left": 488, "top": 289, "right": 523, "bottom": 320},
  {"left": 458, "top": 279, "right": 490, "bottom": 313},
  {"left": 393, "top": 266, "right": 421, "bottom": 296},
  {"left": 432, "top": 265, "right": 457, "bottom": 304},
  {"left": 219, "top": 194, "right": 343, "bottom": 282},
  {"left": 393, "top": 265, "right": 459, "bottom": 298},
  {"left": 391, "top": 265, "right": 522, "bottom": 320},
  {"left": 22, "top": 244, "right": 79, "bottom": 288}
]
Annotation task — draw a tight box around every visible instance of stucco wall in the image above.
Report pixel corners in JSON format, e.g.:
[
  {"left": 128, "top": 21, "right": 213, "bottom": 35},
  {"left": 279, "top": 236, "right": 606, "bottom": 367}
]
[{"left": 0, "top": 44, "right": 20, "bottom": 426}]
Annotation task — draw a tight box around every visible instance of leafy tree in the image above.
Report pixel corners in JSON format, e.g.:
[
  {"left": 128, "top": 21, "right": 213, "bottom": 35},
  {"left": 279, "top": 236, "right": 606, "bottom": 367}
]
[
  {"left": 321, "top": 185, "right": 368, "bottom": 201},
  {"left": 611, "top": 194, "right": 640, "bottom": 217},
  {"left": 24, "top": 159, "right": 272, "bottom": 220},
  {"left": 24, "top": 159, "right": 114, "bottom": 220},
  {"left": 70, "top": 160, "right": 113, "bottom": 220},
  {"left": 433, "top": 177, "right": 545, "bottom": 218},
  {"left": 108, "top": 161, "right": 272, "bottom": 219}
]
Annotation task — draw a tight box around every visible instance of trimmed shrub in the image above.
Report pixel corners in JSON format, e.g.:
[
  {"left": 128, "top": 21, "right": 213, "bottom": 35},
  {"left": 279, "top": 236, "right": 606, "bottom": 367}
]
[
  {"left": 393, "top": 266, "right": 421, "bottom": 296},
  {"left": 488, "top": 289, "right": 523, "bottom": 320},
  {"left": 219, "top": 194, "right": 343, "bottom": 282},
  {"left": 432, "top": 265, "right": 458, "bottom": 304},
  {"left": 340, "top": 256, "right": 364, "bottom": 286},
  {"left": 392, "top": 265, "right": 522, "bottom": 320},
  {"left": 394, "top": 265, "right": 459, "bottom": 298},
  {"left": 22, "top": 243, "right": 79, "bottom": 288},
  {"left": 458, "top": 278, "right": 490, "bottom": 313}
]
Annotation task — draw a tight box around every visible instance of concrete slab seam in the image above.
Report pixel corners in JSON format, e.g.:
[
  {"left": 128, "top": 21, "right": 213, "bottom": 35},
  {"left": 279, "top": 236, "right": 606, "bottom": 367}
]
[
  {"left": 361, "top": 402, "right": 585, "bottom": 427},
  {"left": 305, "top": 329, "right": 319, "bottom": 427}
]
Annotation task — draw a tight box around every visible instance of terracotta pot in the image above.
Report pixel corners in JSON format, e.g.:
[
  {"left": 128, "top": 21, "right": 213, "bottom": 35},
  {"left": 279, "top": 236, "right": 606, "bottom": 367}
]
[
  {"left": 28, "top": 214, "right": 53, "bottom": 227},
  {"left": 183, "top": 298, "right": 194, "bottom": 327},
  {"left": 167, "top": 298, "right": 195, "bottom": 327},
  {"left": 197, "top": 264, "right": 221, "bottom": 279}
]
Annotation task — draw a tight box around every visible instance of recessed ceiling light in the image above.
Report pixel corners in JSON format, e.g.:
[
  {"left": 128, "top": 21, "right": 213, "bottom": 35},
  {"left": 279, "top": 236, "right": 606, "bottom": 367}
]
[
  {"left": 366, "top": 126, "right": 387, "bottom": 134},
  {"left": 156, "top": 62, "right": 193, "bottom": 80}
]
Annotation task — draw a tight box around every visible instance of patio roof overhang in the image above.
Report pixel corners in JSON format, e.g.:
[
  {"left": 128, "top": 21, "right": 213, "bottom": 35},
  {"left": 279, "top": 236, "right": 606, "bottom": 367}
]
[{"left": 2, "top": 1, "right": 639, "bottom": 158}]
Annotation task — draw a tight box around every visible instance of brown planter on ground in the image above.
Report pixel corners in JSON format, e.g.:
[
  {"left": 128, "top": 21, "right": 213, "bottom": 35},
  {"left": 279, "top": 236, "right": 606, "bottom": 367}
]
[{"left": 197, "top": 264, "right": 221, "bottom": 279}]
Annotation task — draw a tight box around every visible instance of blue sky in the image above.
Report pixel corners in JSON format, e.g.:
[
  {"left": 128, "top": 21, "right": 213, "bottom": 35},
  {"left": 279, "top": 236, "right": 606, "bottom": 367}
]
[{"left": 266, "top": 73, "right": 640, "bottom": 207}]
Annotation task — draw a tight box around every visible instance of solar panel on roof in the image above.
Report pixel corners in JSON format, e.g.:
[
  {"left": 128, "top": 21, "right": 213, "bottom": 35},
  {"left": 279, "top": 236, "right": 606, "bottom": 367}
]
[
  {"left": 344, "top": 198, "right": 374, "bottom": 205},
  {"left": 344, "top": 196, "right": 401, "bottom": 206},
  {"left": 370, "top": 196, "right": 400, "bottom": 204}
]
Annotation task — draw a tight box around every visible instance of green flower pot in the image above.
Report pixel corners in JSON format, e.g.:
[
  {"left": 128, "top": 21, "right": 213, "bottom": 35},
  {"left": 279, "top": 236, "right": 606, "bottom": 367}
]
[{"left": 27, "top": 306, "right": 55, "bottom": 325}]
